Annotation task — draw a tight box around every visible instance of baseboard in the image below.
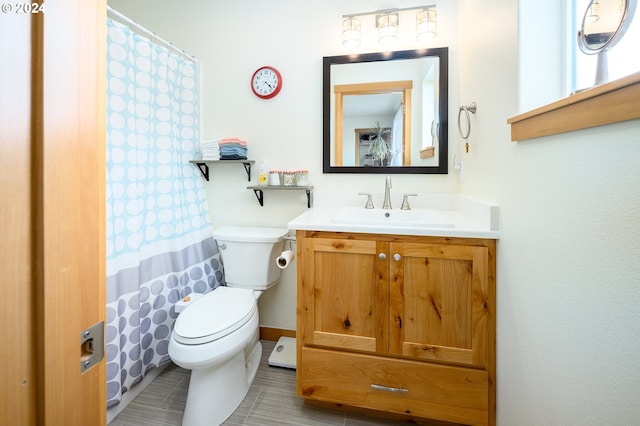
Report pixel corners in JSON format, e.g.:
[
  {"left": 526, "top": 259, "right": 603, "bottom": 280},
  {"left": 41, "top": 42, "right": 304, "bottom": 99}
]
[{"left": 259, "top": 326, "right": 295, "bottom": 341}]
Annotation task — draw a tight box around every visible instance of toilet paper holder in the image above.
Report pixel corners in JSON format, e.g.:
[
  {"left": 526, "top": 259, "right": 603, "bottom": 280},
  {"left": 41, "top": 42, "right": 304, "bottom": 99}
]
[
  {"left": 276, "top": 250, "right": 295, "bottom": 269},
  {"left": 277, "top": 236, "right": 297, "bottom": 269},
  {"left": 283, "top": 235, "right": 296, "bottom": 247}
]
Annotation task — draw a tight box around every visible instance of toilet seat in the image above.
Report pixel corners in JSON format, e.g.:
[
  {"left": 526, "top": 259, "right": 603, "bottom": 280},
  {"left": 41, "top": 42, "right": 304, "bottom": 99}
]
[{"left": 173, "top": 287, "right": 257, "bottom": 345}]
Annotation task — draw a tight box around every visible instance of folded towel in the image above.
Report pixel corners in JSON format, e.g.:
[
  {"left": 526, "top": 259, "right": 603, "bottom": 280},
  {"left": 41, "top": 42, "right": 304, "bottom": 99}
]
[
  {"left": 200, "top": 140, "right": 219, "bottom": 148},
  {"left": 199, "top": 140, "right": 221, "bottom": 160},
  {"left": 200, "top": 138, "right": 247, "bottom": 161},
  {"left": 219, "top": 137, "right": 247, "bottom": 146},
  {"left": 220, "top": 144, "right": 246, "bottom": 151},
  {"left": 220, "top": 145, "right": 247, "bottom": 153},
  {"left": 220, "top": 154, "right": 248, "bottom": 160},
  {"left": 202, "top": 155, "right": 220, "bottom": 160}
]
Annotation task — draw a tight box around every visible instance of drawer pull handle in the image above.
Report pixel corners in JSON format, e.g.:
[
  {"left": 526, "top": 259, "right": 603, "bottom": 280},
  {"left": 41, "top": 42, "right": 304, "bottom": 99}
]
[{"left": 370, "top": 384, "right": 409, "bottom": 394}]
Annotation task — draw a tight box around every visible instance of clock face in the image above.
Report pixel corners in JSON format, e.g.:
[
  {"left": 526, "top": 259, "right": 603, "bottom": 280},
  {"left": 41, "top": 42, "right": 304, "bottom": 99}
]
[{"left": 251, "top": 66, "right": 282, "bottom": 99}]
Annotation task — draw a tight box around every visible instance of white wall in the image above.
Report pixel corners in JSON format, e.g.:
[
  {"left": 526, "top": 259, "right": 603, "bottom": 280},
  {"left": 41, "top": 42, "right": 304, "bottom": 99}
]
[
  {"left": 108, "top": 0, "right": 461, "bottom": 332},
  {"left": 108, "top": 0, "right": 640, "bottom": 424},
  {"left": 458, "top": 0, "right": 640, "bottom": 425}
]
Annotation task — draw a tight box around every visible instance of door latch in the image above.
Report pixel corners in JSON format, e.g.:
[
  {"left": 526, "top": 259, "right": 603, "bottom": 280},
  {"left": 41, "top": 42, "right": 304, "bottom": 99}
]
[{"left": 80, "top": 321, "right": 104, "bottom": 374}]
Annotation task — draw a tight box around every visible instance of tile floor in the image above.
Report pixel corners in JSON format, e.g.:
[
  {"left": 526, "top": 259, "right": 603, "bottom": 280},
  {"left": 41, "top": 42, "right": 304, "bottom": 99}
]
[{"left": 110, "top": 340, "right": 413, "bottom": 426}]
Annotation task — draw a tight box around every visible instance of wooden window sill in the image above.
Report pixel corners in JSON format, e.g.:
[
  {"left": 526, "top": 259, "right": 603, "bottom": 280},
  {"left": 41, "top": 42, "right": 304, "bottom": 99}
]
[
  {"left": 507, "top": 71, "right": 640, "bottom": 141},
  {"left": 419, "top": 146, "right": 435, "bottom": 158}
]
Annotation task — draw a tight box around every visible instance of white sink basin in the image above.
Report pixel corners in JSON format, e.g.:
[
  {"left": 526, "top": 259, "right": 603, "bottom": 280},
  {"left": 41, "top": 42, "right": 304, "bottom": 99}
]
[
  {"left": 288, "top": 193, "right": 498, "bottom": 238},
  {"left": 332, "top": 207, "right": 455, "bottom": 228}
]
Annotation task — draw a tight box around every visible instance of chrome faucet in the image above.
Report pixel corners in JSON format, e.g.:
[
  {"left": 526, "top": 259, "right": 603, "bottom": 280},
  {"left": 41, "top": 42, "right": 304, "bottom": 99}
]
[{"left": 382, "top": 176, "right": 392, "bottom": 209}]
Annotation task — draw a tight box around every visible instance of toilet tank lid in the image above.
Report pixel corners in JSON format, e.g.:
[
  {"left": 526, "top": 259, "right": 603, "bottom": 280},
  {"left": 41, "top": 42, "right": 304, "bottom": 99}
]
[{"left": 212, "top": 226, "right": 288, "bottom": 243}]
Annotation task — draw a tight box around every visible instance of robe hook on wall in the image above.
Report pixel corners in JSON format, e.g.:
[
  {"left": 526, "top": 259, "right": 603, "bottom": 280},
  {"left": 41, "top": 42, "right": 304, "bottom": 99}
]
[{"left": 458, "top": 102, "right": 477, "bottom": 152}]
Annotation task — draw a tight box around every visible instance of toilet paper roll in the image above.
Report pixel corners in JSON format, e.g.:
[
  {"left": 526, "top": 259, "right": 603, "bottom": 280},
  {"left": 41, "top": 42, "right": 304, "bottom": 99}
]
[{"left": 276, "top": 250, "right": 295, "bottom": 269}]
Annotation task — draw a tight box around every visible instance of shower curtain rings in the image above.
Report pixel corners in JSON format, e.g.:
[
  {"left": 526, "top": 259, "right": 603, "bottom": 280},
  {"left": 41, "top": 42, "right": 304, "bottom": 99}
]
[{"left": 458, "top": 102, "right": 477, "bottom": 153}]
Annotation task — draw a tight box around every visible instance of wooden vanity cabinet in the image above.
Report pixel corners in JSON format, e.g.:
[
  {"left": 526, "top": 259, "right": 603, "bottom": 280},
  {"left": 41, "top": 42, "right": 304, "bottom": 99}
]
[{"left": 296, "top": 230, "right": 496, "bottom": 426}]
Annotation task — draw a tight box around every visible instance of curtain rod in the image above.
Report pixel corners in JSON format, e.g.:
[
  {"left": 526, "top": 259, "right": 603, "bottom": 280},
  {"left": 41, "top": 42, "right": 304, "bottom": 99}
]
[{"left": 107, "top": 6, "right": 197, "bottom": 63}]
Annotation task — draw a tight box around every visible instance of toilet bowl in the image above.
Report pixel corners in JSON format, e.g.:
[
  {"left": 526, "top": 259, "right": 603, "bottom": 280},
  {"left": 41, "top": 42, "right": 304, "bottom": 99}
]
[
  {"left": 168, "top": 226, "right": 288, "bottom": 426},
  {"left": 169, "top": 287, "right": 261, "bottom": 426}
]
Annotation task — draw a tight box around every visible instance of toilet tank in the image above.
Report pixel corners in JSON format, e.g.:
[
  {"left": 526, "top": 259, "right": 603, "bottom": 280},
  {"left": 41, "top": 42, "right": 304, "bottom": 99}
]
[{"left": 212, "top": 226, "right": 289, "bottom": 290}]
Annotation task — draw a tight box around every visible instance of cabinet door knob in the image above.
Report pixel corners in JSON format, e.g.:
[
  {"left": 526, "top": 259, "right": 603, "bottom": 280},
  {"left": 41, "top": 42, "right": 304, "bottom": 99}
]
[
  {"left": 393, "top": 253, "right": 401, "bottom": 261},
  {"left": 378, "top": 253, "right": 387, "bottom": 260}
]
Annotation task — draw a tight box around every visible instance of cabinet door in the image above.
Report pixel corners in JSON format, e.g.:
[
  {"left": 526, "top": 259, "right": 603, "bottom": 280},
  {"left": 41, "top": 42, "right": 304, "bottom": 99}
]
[
  {"left": 389, "top": 242, "right": 490, "bottom": 367},
  {"left": 298, "top": 237, "right": 389, "bottom": 353}
]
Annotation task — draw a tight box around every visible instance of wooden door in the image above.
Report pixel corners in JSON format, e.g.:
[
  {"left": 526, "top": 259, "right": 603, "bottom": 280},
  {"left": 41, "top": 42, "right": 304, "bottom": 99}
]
[
  {"left": 389, "top": 242, "right": 490, "bottom": 367},
  {"left": 1, "top": 10, "right": 37, "bottom": 426},
  {"left": 297, "top": 236, "right": 389, "bottom": 353},
  {"left": 1, "top": 1, "right": 106, "bottom": 425}
]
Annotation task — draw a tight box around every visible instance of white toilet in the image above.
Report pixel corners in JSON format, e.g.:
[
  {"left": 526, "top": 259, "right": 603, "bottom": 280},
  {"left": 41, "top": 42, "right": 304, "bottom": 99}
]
[{"left": 168, "top": 225, "right": 288, "bottom": 426}]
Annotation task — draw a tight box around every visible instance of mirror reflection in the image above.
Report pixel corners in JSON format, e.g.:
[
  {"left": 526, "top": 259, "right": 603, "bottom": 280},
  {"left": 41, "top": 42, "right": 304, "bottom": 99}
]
[
  {"left": 337, "top": 81, "right": 411, "bottom": 167},
  {"left": 578, "top": 0, "right": 637, "bottom": 85},
  {"left": 580, "top": 0, "right": 636, "bottom": 52},
  {"left": 323, "top": 48, "right": 449, "bottom": 174}
]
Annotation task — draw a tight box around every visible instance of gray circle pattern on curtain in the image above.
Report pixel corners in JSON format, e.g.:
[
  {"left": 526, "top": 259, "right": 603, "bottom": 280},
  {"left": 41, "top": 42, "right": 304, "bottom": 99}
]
[{"left": 105, "top": 253, "right": 224, "bottom": 408}]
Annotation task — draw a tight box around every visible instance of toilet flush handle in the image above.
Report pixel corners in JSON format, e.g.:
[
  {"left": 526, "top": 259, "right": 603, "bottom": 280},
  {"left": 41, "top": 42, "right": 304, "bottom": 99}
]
[{"left": 218, "top": 243, "right": 227, "bottom": 250}]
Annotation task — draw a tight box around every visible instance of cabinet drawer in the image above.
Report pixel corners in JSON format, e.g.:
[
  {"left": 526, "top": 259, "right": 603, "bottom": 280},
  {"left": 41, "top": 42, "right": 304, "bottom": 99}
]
[{"left": 299, "top": 347, "right": 489, "bottom": 426}]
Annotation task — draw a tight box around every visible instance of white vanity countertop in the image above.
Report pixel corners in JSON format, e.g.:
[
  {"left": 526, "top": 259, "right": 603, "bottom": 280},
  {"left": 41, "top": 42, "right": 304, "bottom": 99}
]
[{"left": 288, "top": 193, "right": 499, "bottom": 239}]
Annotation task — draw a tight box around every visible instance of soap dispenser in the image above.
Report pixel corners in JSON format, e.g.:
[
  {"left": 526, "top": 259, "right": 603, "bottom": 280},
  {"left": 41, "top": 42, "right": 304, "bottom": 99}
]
[{"left": 257, "top": 161, "right": 269, "bottom": 185}]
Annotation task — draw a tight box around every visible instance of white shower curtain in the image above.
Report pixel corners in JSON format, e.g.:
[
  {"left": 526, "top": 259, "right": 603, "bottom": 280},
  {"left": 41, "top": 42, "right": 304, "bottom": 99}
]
[{"left": 105, "top": 15, "right": 223, "bottom": 408}]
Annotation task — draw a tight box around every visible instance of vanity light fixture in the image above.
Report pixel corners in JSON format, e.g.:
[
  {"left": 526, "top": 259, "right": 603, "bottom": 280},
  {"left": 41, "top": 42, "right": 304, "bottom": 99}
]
[
  {"left": 377, "top": 12, "right": 399, "bottom": 45},
  {"left": 416, "top": 7, "right": 437, "bottom": 41},
  {"left": 342, "top": 17, "right": 361, "bottom": 48},
  {"left": 341, "top": 4, "right": 437, "bottom": 49}
]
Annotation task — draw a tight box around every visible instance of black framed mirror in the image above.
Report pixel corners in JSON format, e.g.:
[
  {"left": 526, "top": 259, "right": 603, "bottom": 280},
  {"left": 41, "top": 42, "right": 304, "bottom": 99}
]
[{"left": 323, "top": 48, "right": 448, "bottom": 174}]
